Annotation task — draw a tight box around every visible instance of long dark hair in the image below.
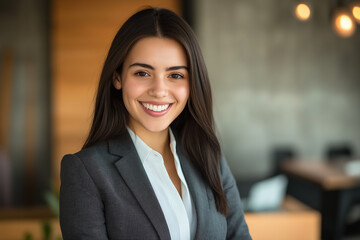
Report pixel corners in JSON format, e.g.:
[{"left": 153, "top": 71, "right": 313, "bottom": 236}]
[{"left": 83, "top": 7, "right": 228, "bottom": 215}]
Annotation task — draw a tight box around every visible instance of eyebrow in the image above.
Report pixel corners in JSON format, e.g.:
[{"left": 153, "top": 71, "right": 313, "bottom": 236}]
[{"left": 129, "top": 62, "right": 188, "bottom": 71}]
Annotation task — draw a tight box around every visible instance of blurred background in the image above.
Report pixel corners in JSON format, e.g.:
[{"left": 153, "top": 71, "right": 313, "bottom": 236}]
[{"left": 0, "top": 0, "right": 360, "bottom": 239}]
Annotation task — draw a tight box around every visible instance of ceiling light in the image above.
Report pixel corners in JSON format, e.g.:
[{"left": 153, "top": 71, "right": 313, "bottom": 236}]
[
  {"left": 351, "top": 2, "right": 360, "bottom": 23},
  {"left": 333, "top": 8, "right": 356, "bottom": 37},
  {"left": 295, "top": 3, "right": 311, "bottom": 21}
]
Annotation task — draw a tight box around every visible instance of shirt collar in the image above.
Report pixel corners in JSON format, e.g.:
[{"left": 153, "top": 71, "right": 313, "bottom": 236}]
[
  {"left": 127, "top": 127, "right": 178, "bottom": 164},
  {"left": 127, "top": 127, "right": 152, "bottom": 163},
  {"left": 169, "top": 128, "right": 177, "bottom": 155}
]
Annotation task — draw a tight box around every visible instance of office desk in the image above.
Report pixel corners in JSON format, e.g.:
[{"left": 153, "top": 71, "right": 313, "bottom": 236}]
[
  {"left": 282, "top": 160, "right": 360, "bottom": 240},
  {"left": 245, "top": 196, "right": 320, "bottom": 240}
]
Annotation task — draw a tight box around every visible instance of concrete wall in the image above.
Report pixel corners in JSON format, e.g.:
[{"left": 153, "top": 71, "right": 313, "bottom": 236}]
[{"left": 194, "top": 0, "right": 360, "bottom": 178}]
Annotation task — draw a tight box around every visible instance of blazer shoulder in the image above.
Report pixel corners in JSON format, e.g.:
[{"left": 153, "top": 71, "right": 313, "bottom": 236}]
[
  {"left": 62, "top": 132, "right": 134, "bottom": 171},
  {"left": 74, "top": 141, "right": 108, "bottom": 158},
  {"left": 61, "top": 140, "right": 113, "bottom": 169}
]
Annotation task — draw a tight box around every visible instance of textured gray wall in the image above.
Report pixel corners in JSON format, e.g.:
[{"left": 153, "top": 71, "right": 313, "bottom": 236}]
[{"left": 194, "top": 0, "right": 360, "bottom": 178}]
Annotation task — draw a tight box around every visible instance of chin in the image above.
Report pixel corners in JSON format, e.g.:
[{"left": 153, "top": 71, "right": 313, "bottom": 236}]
[{"left": 143, "top": 123, "right": 171, "bottom": 133}]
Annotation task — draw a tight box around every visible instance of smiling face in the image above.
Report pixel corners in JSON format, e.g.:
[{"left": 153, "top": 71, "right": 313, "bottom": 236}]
[{"left": 114, "top": 37, "right": 190, "bottom": 138}]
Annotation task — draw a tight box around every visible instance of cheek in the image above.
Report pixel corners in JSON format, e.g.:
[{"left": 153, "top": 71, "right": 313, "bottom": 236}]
[
  {"left": 176, "top": 84, "right": 190, "bottom": 103},
  {"left": 122, "top": 80, "right": 146, "bottom": 102}
]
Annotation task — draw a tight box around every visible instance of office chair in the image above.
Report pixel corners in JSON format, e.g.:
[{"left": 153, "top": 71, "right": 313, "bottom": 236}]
[
  {"left": 270, "top": 146, "right": 297, "bottom": 176},
  {"left": 325, "top": 144, "right": 354, "bottom": 161}
]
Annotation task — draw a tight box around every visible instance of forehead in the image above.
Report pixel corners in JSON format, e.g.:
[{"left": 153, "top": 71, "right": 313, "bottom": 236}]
[{"left": 124, "top": 37, "right": 188, "bottom": 66}]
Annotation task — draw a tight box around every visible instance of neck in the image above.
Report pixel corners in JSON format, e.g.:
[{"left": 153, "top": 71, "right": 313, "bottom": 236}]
[{"left": 129, "top": 125, "right": 170, "bottom": 155}]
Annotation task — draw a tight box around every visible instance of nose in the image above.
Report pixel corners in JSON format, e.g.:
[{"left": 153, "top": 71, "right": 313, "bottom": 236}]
[{"left": 148, "top": 76, "right": 168, "bottom": 98}]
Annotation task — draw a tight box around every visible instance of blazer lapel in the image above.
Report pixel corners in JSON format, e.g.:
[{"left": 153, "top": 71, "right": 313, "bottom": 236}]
[
  {"left": 176, "top": 144, "right": 211, "bottom": 240},
  {"left": 108, "top": 132, "right": 170, "bottom": 240}
]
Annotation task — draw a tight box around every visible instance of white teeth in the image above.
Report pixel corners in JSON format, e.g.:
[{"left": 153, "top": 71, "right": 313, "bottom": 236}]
[{"left": 142, "top": 103, "right": 170, "bottom": 112}]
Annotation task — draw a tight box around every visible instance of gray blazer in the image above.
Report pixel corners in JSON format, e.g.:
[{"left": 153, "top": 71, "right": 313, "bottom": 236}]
[{"left": 60, "top": 131, "right": 251, "bottom": 240}]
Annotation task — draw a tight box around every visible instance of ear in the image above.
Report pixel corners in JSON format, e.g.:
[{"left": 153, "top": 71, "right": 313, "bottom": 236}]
[{"left": 113, "top": 72, "right": 122, "bottom": 90}]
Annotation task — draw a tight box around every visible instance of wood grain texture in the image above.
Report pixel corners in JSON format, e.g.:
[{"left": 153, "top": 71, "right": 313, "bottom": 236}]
[
  {"left": 0, "top": 49, "right": 13, "bottom": 206},
  {"left": 281, "top": 160, "right": 360, "bottom": 190},
  {"left": 245, "top": 196, "right": 321, "bottom": 240},
  {"left": 0, "top": 49, "right": 13, "bottom": 152}
]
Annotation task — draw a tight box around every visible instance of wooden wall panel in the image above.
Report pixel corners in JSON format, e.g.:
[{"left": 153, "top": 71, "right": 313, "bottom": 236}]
[
  {"left": 52, "top": 0, "right": 181, "bottom": 188},
  {"left": 0, "top": 50, "right": 13, "bottom": 153}
]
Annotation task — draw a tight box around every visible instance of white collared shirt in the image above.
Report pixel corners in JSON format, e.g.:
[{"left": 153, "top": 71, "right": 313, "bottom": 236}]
[{"left": 127, "top": 128, "right": 196, "bottom": 240}]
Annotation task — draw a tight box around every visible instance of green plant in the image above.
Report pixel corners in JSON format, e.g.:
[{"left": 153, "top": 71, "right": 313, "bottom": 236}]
[{"left": 23, "top": 184, "right": 62, "bottom": 240}]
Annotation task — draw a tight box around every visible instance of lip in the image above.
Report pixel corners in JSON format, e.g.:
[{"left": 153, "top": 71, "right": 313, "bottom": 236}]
[{"left": 139, "top": 101, "right": 173, "bottom": 117}]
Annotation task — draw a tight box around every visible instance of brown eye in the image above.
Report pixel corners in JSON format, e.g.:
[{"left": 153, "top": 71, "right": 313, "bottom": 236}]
[
  {"left": 169, "top": 73, "right": 184, "bottom": 79},
  {"left": 135, "top": 71, "right": 150, "bottom": 77}
]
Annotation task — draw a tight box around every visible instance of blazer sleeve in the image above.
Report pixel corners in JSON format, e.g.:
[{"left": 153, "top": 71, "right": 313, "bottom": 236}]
[
  {"left": 219, "top": 156, "right": 252, "bottom": 240},
  {"left": 60, "top": 154, "right": 109, "bottom": 240}
]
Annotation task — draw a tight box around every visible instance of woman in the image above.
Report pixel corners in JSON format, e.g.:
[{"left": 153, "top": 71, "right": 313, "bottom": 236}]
[{"left": 59, "top": 7, "right": 251, "bottom": 240}]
